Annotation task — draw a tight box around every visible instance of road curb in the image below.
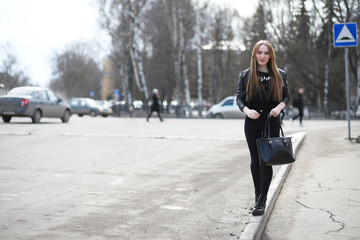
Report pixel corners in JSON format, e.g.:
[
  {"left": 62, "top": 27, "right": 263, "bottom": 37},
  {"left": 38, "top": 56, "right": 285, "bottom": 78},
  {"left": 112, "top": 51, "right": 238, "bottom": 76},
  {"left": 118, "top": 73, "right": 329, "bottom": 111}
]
[{"left": 239, "top": 131, "right": 307, "bottom": 240}]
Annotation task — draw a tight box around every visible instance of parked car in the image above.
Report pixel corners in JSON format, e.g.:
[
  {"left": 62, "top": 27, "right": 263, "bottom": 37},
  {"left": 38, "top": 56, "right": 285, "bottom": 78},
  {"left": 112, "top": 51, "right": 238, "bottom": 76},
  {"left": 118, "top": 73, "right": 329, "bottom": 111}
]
[
  {"left": 0, "top": 86, "right": 71, "bottom": 123},
  {"left": 356, "top": 106, "right": 360, "bottom": 118},
  {"left": 96, "top": 100, "right": 113, "bottom": 117},
  {"left": 68, "top": 98, "right": 110, "bottom": 117},
  {"left": 133, "top": 100, "right": 144, "bottom": 109},
  {"left": 207, "top": 96, "right": 246, "bottom": 118},
  {"left": 110, "top": 100, "right": 130, "bottom": 116}
]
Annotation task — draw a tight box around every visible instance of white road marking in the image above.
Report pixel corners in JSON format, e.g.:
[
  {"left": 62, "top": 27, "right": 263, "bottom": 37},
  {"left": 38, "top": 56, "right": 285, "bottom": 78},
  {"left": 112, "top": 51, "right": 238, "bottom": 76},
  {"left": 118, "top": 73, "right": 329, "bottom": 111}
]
[
  {"left": 62, "top": 132, "right": 242, "bottom": 141},
  {"left": 160, "top": 205, "right": 189, "bottom": 211}
]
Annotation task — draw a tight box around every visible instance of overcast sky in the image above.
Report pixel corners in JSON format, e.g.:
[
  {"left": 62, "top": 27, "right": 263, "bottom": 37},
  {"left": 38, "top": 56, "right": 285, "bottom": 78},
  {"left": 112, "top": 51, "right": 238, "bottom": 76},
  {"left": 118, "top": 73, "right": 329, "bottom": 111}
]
[{"left": 0, "top": 0, "right": 256, "bottom": 87}]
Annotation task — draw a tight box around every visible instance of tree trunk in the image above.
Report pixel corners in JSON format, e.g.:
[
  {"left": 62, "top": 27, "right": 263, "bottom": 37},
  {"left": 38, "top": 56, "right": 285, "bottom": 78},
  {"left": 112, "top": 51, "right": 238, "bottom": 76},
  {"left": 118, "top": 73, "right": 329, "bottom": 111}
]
[
  {"left": 129, "top": 47, "right": 142, "bottom": 96},
  {"left": 182, "top": 50, "right": 191, "bottom": 114},
  {"left": 126, "top": 50, "right": 134, "bottom": 105},
  {"left": 135, "top": 47, "right": 149, "bottom": 100},
  {"left": 195, "top": 8, "right": 203, "bottom": 115},
  {"left": 129, "top": 1, "right": 149, "bottom": 102},
  {"left": 179, "top": 6, "right": 191, "bottom": 115},
  {"left": 172, "top": 1, "right": 183, "bottom": 113}
]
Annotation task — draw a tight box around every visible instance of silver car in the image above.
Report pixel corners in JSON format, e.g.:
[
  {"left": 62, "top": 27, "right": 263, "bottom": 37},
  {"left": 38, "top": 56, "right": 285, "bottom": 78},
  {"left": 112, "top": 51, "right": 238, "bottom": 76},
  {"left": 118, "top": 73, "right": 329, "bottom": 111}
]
[
  {"left": 68, "top": 98, "right": 110, "bottom": 117},
  {"left": 0, "top": 86, "right": 71, "bottom": 123},
  {"left": 207, "top": 96, "right": 246, "bottom": 118}
]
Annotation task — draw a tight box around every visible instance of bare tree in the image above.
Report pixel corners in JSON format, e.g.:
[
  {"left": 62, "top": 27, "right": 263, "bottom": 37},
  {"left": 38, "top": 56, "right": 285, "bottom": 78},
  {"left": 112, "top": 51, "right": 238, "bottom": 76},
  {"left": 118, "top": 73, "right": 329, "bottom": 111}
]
[
  {"left": 143, "top": 0, "right": 175, "bottom": 105},
  {"left": 49, "top": 42, "right": 102, "bottom": 99},
  {"left": 311, "top": 0, "right": 359, "bottom": 112},
  {"left": 193, "top": 0, "right": 206, "bottom": 114},
  {"left": 99, "top": 0, "right": 149, "bottom": 104},
  {"left": 208, "top": 6, "right": 238, "bottom": 103},
  {"left": 0, "top": 42, "right": 31, "bottom": 92},
  {"left": 96, "top": 0, "right": 359, "bottom": 117}
]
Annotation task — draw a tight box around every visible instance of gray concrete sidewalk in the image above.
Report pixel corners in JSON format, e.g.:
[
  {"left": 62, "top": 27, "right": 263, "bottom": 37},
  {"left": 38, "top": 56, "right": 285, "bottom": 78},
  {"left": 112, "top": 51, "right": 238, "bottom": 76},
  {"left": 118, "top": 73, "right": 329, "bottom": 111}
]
[{"left": 262, "top": 123, "right": 360, "bottom": 240}]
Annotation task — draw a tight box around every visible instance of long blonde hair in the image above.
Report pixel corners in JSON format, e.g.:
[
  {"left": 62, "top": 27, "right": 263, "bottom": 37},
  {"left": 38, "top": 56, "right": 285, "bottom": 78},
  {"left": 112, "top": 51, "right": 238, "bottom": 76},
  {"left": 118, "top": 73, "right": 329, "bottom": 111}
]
[{"left": 247, "top": 40, "right": 283, "bottom": 102}]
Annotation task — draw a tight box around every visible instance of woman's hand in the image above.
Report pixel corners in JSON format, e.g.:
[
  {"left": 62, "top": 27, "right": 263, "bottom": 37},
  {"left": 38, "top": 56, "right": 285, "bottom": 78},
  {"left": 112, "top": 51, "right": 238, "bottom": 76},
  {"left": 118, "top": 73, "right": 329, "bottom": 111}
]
[
  {"left": 269, "top": 102, "right": 286, "bottom": 117},
  {"left": 244, "top": 107, "right": 260, "bottom": 119}
]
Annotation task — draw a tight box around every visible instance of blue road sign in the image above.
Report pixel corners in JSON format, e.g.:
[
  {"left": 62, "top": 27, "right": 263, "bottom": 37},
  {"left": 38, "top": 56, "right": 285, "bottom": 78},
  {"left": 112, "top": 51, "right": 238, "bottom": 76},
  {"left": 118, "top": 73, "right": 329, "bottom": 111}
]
[
  {"left": 113, "top": 89, "right": 119, "bottom": 101},
  {"left": 333, "top": 23, "right": 357, "bottom": 47}
]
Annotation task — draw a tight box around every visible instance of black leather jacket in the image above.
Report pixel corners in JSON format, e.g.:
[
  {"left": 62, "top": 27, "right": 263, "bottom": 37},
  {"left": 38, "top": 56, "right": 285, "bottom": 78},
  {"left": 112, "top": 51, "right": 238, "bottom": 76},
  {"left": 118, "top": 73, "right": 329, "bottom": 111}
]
[{"left": 236, "top": 68, "right": 290, "bottom": 112}]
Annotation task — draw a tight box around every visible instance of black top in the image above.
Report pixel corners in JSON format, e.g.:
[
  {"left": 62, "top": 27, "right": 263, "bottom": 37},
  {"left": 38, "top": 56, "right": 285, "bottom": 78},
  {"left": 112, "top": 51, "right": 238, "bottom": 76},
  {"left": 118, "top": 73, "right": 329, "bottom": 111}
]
[
  {"left": 251, "top": 71, "right": 277, "bottom": 111},
  {"left": 151, "top": 93, "right": 160, "bottom": 112},
  {"left": 236, "top": 68, "right": 290, "bottom": 113},
  {"left": 292, "top": 92, "right": 303, "bottom": 108}
]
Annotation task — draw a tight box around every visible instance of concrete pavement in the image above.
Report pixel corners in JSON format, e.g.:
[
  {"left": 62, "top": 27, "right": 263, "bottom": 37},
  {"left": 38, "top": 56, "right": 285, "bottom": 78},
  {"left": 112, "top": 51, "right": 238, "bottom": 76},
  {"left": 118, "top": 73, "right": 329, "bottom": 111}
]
[
  {"left": 1, "top": 117, "right": 359, "bottom": 239},
  {"left": 239, "top": 131, "right": 306, "bottom": 240},
  {"left": 0, "top": 117, "right": 275, "bottom": 239},
  {"left": 240, "top": 120, "right": 360, "bottom": 240}
]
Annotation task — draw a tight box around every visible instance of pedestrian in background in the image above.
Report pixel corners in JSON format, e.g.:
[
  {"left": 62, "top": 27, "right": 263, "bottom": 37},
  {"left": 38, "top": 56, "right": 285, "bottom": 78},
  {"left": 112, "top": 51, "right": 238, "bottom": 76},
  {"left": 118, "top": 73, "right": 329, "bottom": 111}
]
[
  {"left": 147, "top": 88, "right": 163, "bottom": 122},
  {"left": 280, "top": 109, "right": 285, "bottom": 125},
  {"left": 290, "top": 88, "right": 304, "bottom": 126},
  {"left": 236, "top": 40, "right": 290, "bottom": 216}
]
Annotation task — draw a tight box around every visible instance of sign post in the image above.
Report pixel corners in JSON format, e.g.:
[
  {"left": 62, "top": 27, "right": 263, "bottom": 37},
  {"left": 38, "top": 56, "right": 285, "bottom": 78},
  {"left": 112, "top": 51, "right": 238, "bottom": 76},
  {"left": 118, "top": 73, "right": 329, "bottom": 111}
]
[{"left": 333, "top": 22, "right": 358, "bottom": 139}]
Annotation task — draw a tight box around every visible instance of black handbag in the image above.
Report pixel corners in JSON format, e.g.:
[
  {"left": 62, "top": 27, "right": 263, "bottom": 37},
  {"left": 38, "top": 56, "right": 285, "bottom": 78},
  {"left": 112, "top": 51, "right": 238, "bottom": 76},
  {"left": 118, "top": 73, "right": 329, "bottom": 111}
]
[{"left": 256, "top": 115, "right": 295, "bottom": 166}]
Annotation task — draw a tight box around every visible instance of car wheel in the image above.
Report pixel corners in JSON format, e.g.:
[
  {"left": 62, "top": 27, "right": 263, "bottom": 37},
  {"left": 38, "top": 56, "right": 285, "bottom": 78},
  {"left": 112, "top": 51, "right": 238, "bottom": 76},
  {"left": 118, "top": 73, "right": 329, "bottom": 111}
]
[
  {"left": 2, "top": 115, "right": 11, "bottom": 123},
  {"left": 32, "top": 110, "right": 42, "bottom": 123},
  {"left": 213, "top": 113, "right": 224, "bottom": 119},
  {"left": 61, "top": 110, "right": 71, "bottom": 123},
  {"left": 90, "top": 111, "right": 97, "bottom": 117}
]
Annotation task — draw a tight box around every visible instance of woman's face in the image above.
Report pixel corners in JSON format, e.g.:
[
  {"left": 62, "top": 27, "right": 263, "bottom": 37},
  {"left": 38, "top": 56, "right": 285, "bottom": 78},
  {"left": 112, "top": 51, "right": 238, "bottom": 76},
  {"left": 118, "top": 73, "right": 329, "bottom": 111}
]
[{"left": 256, "top": 44, "right": 270, "bottom": 68}]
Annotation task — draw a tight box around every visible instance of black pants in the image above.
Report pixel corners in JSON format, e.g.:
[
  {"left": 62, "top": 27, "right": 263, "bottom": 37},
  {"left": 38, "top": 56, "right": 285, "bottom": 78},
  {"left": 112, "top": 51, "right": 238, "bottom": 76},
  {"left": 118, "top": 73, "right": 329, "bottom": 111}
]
[
  {"left": 244, "top": 115, "right": 280, "bottom": 196},
  {"left": 280, "top": 110, "right": 285, "bottom": 124},
  {"left": 147, "top": 110, "right": 163, "bottom": 121},
  {"left": 292, "top": 107, "right": 303, "bottom": 124}
]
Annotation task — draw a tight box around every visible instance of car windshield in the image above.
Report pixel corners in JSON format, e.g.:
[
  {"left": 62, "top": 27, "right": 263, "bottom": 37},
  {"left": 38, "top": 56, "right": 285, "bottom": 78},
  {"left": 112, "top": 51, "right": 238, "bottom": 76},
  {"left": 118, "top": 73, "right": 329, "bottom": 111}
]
[
  {"left": 222, "top": 99, "right": 233, "bottom": 106},
  {"left": 7, "top": 88, "right": 34, "bottom": 96},
  {"left": 87, "top": 99, "right": 99, "bottom": 107}
]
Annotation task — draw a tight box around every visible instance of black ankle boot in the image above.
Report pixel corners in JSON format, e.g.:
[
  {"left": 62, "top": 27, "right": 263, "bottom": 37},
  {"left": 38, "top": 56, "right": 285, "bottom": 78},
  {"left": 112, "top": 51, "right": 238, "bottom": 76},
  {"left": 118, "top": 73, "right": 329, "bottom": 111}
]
[
  {"left": 252, "top": 194, "right": 266, "bottom": 216},
  {"left": 255, "top": 193, "right": 259, "bottom": 204},
  {"left": 249, "top": 193, "right": 260, "bottom": 210}
]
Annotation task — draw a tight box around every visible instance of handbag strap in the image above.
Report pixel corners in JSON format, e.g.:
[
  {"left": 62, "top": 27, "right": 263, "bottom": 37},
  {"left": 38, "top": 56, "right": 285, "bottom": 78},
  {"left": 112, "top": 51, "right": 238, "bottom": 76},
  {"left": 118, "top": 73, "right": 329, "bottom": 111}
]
[{"left": 263, "top": 114, "right": 285, "bottom": 138}]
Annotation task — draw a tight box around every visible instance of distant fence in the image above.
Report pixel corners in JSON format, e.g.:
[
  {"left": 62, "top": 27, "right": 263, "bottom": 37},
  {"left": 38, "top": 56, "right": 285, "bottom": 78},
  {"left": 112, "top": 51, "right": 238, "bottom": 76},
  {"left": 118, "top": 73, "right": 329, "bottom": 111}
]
[
  {"left": 111, "top": 103, "right": 359, "bottom": 120},
  {"left": 285, "top": 106, "right": 359, "bottom": 120},
  {"left": 111, "top": 103, "right": 210, "bottom": 118}
]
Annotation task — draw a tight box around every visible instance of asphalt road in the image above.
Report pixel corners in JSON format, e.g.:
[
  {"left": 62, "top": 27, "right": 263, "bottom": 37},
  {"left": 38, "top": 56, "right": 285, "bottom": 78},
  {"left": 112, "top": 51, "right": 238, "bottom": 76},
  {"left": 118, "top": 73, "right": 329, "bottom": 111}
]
[
  {"left": 1, "top": 116, "right": 355, "bottom": 240},
  {"left": 1, "top": 116, "right": 255, "bottom": 240}
]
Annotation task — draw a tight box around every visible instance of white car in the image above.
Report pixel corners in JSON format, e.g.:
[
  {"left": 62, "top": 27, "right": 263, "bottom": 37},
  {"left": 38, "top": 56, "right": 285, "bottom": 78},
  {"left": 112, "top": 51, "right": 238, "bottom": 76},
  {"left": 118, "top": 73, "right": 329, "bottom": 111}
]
[
  {"left": 356, "top": 106, "right": 360, "bottom": 118},
  {"left": 207, "top": 96, "right": 246, "bottom": 118}
]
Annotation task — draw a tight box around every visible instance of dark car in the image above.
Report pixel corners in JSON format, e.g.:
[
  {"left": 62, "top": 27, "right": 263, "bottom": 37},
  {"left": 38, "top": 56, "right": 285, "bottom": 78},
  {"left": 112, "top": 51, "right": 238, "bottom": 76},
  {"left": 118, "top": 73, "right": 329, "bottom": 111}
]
[
  {"left": 0, "top": 86, "right": 71, "bottom": 123},
  {"left": 68, "top": 98, "right": 109, "bottom": 117}
]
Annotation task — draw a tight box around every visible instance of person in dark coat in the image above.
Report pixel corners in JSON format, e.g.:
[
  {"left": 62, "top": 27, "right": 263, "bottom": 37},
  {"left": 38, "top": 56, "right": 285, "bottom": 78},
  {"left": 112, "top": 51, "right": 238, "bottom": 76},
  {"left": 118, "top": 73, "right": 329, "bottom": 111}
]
[
  {"left": 290, "top": 88, "right": 304, "bottom": 126},
  {"left": 147, "top": 88, "right": 163, "bottom": 122}
]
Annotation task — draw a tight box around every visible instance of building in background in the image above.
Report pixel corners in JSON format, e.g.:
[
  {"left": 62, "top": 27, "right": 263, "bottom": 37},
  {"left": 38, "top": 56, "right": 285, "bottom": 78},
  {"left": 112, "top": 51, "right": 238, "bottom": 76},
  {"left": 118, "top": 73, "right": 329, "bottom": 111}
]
[{"left": 102, "top": 58, "right": 117, "bottom": 101}]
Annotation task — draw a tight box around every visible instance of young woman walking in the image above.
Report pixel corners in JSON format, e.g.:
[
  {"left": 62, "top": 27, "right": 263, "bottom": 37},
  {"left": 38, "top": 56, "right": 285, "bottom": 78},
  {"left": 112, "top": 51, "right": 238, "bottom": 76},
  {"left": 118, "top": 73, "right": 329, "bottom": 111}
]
[{"left": 236, "top": 40, "right": 290, "bottom": 216}]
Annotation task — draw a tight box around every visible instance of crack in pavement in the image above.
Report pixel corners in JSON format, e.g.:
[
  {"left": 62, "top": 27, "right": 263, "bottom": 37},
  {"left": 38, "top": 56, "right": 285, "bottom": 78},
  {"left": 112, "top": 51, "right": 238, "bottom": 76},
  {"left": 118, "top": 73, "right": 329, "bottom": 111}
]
[
  {"left": 295, "top": 199, "right": 345, "bottom": 234},
  {"left": 348, "top": 198, "right": 360, "bottom": 203},
  {"left": 316, "top": 182, "right": 331, "bottom": 192},
  {"left": 323, "top": 209, "right": 345, "bottom": 234}
]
